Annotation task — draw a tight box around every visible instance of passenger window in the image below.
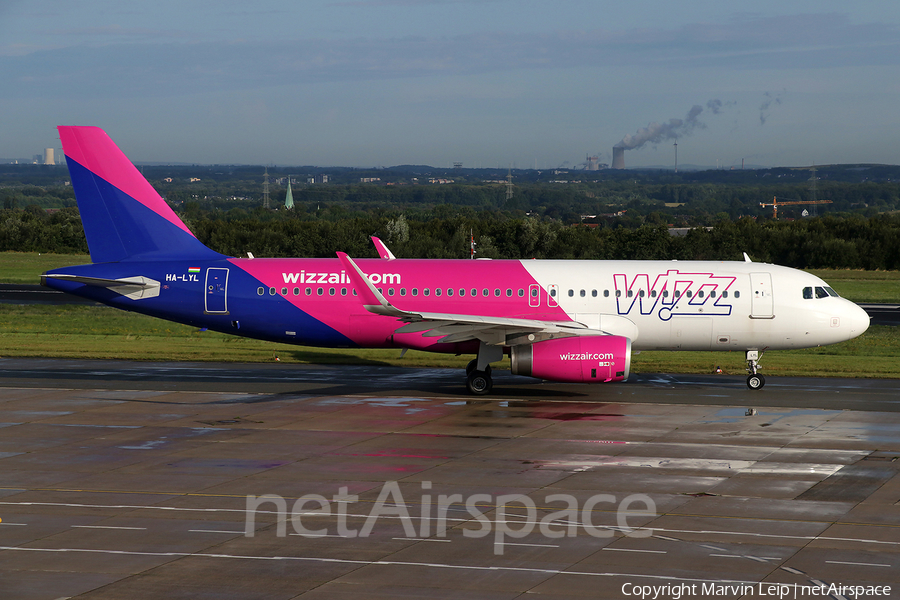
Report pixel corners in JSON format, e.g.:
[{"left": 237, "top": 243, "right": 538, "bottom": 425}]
[
  {"left": 568, "top": 289, "right": 574, "bottom": 297},
  {"left": 423, "top": 288, "right": 430, "bottom": 297},
  {"left": 709, "top": 290, "right": 716, "bottom": 298},
  {"left": 722, "top": 291, "right": 728, "bottom": 298},
  {"left": 803, "top": 287, "right": 813, "bottom": 299},
  {"left": 257, "top": 287, "right": 264, "bottom": 296},
  {"left": 293, "top": 287, "right": 300, "bottom": 296},
  {"left": 550, "top": 288, "right": 556, "bottom": 297},
  {"left": 400, "top": 288, "right": 407, "bottom": 296},
  {"left": 518, "top": 289, "right": 524, "bottom": 297},
  {"left": 269, "top": 287, "right": 276, "bottom": 295},
  {"left": 317, "top": 288, "right": 324, "bottom": 296},
  {"left": 471, "top": 288, "right": 478, "bottom": 297},
  {"left": 506, "top": 289, "right": 513, "bottom": 297},
  {"left": 388, "top": 288, "right": 395, "bottom": 296},
  {"left": 342, "top": 288, "right": 348, "bottom": 296},
  {"left": 435, "top": 288, "right": 442, "bottom": 297},
  {"left": 483, "top": 289, "right": 489, "bottom": 297},
  {"left": 734, "top": 291, "right": 740, "bottom": 299},
  {"left": 494, "top": 289, "right": 501, "bottom": 297},
  {"left": 306, "top": 287, "right": 312, "bottom": 295},
  {"left": 281, "top": 287, "right": 288, "bottom": 295},
  {"left": 459, "top": 289, "right": 466, "bottom": 297},
  {"left": 447, "top": 288, "right": 453, "bottom": 297},
  {"left": 651, "top": 290, "right": 658, "bottom": 298},
  {"left": 627, "top": 290, "right": 634, "bottom": 298},
  {"left": 412, "top": 288, "right": 419, "bottom": 296},
  {"left": 686, "top": 291, "right": 692, "bottom": 298},
  {"left": 592, "top": 290, "right": 597, "bottom": 297},
  {"left": 698, "top": 291, "right": 704, "bottom": 298},
  {"left": 531, "top": 288, "right": 538, "bottom": 297},
  {"left": 329, "top": 288, "right": 335, "bottom": 296},
  {"left": 604, "top": 290, "right": 609, "bottom": 297},
  {"left": 663, "top": 290, "right": 669, "bottom": 298},
  {"left": 579, "top": 290, "right": 585, "bottom": 297},
  {"left": 639, "top": 290, "right": 645, "bottom": 298},
  {"left": 615, "top": 290, "right": 621, "bottom": 298}
]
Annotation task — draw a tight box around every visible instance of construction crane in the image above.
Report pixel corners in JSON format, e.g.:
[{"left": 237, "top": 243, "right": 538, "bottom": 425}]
[{"left": 759, "top": 196, "right": 833, "bottom": 219}]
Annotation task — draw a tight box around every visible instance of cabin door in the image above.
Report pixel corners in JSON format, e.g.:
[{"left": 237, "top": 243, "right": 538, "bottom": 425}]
[{"left": 205, "top": 268, "right": 229, "bottom": 314}]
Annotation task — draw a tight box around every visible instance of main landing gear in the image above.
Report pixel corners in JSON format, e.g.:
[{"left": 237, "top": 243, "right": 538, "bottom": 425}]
[
  {"left": 746, "top": 350, "right": 766, "bottom": 390},
  {"left": 466, "top": 360, "right": 492, "bottom": 395},
  {"left": 466, "top": 342, "right": 503, "bottom": 395}
]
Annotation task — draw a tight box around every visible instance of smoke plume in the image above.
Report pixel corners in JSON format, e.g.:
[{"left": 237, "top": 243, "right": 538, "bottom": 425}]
[
  {"left": 615, "top": 100, "right": 727, "bottom": 150},
  {"left": 759, "top": 90, "right": 786, "bottom": 126}
]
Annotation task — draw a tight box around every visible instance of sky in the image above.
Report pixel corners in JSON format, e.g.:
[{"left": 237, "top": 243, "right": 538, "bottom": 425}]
[{"left": 2, "top": 0, "right": 900, "bottom": 169}]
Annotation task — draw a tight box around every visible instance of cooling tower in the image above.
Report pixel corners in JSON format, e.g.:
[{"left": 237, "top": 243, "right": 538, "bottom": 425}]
[
  {"left": 44, "top": 148, "right": 55, "bottom": 165},
  {"left": 612, "top": 146, "right": 625, "bottom": 170}
]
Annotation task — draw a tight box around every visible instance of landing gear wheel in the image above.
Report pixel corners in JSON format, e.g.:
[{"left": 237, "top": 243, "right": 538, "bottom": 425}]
[
  {"left": 466, "top": 359, "right": 477, "bottom": 375},
  {"left": 746, "top": 374, "right": 766, "bottom": 390},
  {"left": 466, "top": 370, "right": 493, "bottom": 395}
]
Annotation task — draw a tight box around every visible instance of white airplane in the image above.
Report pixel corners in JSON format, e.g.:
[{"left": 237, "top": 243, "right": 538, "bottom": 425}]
[{"left": 44, "top": 126, "right": 871, "bottom": 394}]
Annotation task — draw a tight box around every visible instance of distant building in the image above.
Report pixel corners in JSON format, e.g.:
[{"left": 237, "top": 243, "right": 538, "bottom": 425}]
[{"left": 284, "top": 180, "right": 294, "bottom": 210}]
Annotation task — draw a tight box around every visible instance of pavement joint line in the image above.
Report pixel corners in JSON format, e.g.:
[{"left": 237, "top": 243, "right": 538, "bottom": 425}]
[
  {"left": 71, "top": 525, "right": 146, "bottom": 530},
  {"left": 602, "top": 547, "right": 666, "bottom": 554},
  {"left": 0, "top": 545, "right": 761, "bottom": 585},
  {"left": 4, "top": 492, "right": 900, "bottom": 530},
  {"left": 824, "top": 560, "right": 891, "bottom": 568}
]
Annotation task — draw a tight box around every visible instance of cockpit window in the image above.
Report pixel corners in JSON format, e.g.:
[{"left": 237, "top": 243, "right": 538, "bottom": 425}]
[
  {"left": 815, "top": 286, "right": 829, "bottom": 298},
  {"left": 802, "top": 287, "right": 813, "bottom": 300},
  {"left": 824, "top": 286, "right": 839, "bottom": 297}
]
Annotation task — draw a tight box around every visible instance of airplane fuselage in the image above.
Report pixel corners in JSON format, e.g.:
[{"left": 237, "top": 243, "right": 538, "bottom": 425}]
[{"left": 45, "top": 257, "right": 869, "bottom": 355}]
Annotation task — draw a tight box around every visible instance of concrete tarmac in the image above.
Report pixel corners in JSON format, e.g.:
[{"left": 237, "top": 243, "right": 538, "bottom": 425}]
[{"left": 1, "top": 359, "right": 898, "bottom": 600}]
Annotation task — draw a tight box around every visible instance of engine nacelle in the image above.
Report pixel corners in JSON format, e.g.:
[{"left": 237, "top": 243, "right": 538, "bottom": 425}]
[{"left": 510, "top": 336, "right": 631, "bottom": 383}]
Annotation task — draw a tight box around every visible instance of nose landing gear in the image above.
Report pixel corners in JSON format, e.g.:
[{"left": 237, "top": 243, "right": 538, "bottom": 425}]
[{"left": 746, "top": 350, "right": 766, "bottom": 390}]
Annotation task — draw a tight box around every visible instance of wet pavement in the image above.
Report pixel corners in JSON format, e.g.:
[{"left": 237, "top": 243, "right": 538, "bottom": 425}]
[{"left": 0, "top": 360, "right": 898, "bottom": 599}]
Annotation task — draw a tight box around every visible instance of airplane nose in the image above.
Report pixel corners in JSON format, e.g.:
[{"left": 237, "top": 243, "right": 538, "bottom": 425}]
[{"left": 845, "top": 301, "right": 871, "bottom": 338}]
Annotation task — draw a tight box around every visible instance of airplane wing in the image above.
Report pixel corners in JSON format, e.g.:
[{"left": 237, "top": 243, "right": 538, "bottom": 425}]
[
  {"left": 370, "top": 236, "right": 396, "bottom": 260},
  {"left": 337, "top": 253, "right": 638, "bottom": 346}
]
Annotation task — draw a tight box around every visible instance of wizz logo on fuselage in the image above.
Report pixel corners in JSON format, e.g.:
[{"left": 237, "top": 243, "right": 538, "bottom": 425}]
[{"left": 613, "top": 270, "right": 736, "bottom": 321}]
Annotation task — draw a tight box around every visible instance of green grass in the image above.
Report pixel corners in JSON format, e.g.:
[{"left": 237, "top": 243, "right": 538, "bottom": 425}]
[
  {"left": 0, "top": 304, "right": 896, "bottom": 378},
  {"left": 0, "top": 252, "right": 91, "bottom": 284},
  {"left": 805, "top": 269, "right": 900, "bottom": 303},
  {"left": 0, "top": 252, "right": 897, "bottom": 377},
  {"left": 4, "top": 252, "right": 898, "bottom": 302}
]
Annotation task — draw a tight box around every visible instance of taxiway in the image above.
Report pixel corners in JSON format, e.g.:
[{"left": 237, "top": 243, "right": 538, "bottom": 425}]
[{"left": 0, "top": 360, "right": 898, "bottom": 599}]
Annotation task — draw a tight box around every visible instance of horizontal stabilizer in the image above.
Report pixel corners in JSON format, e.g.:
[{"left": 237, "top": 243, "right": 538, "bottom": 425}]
[{"left": 42, "top": 273, "right": 160, "bottom": 300}]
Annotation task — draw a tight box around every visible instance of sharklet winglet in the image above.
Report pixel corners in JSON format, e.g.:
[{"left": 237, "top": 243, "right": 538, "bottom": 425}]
[{"left": 337, "top": 252, "right": 409, "bottom": 318}]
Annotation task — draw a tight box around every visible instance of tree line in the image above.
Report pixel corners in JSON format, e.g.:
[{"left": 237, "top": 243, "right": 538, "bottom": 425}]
[{"left": 3, "top": 205, "right": 900, "bottom": 271}]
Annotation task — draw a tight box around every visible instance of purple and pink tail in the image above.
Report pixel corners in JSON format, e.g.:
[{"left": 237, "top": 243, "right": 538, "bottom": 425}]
[{"left": 59, "top": 126, "right": 224, "bottom": 263}]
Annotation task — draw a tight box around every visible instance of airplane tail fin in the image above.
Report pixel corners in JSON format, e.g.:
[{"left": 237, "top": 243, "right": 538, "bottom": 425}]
[{"left": 58, "top": 126, "right": 225, "bottom": 263}]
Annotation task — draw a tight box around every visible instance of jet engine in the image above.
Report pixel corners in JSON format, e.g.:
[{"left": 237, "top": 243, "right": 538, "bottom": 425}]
[{"left": 510, "top": 336, "right": 631, "bottom": 383}]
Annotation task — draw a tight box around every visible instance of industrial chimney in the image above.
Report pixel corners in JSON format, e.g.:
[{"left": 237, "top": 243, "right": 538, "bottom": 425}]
[{"left": 612, "top": 146, "right": 625, "bottom": 170}]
